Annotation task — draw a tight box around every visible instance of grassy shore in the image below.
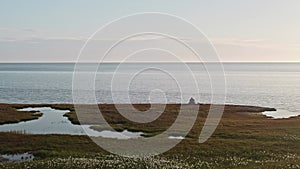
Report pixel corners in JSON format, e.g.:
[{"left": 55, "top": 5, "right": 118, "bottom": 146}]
[
  {"left": 0, "top": 104, "right": 42, "bottom": 125},
  {"left": 0, "top": 103, "right": 299, "bottom": 168}
]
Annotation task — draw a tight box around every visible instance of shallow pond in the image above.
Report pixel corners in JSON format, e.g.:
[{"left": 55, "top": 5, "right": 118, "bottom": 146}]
[
  {"left": 262, "top": 109, "right": 300, "bottom": 119},
  {"left": 168, "top": 136, "right": 184, "bottom": 140},
  {"left": 1, "top": 153, "right": 34, "bottom": 162},
  {"left": 0, "top": 107, "right": 143, "bottom": 139}
]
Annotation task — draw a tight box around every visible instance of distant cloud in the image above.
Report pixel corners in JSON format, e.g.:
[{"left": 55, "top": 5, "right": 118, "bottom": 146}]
[
  {"left": 211, "top": 38, "right": 298, "bottom": 51},
  {"left": 19, "top": 28, "right": 38, "bottom": 33},
  {"left": 0, "top": 27, "right": 39, "bottom": 34},
  {"left": 0, "top": 28, "right": 193, "bottom": 42},
  {"left": 240, "top": 39, "right": 266, "bottom": 43},
  {"left": 0, "top": 27, "right": 88, "bottom": 42},
  {"left": 126, "top": 35, "right": 165, "bottom": 41},
  {"left": 0, "top": 37, "right": 17, "bottom": 42},
  {"left": 0, "top": 27, "right": 299, "bottom": 62},
  {"left": 289, "top": 43, "right": 300, "bottom": 47},
  {"left": 211, "top": 38, "right": 268, "bottom": 48}
]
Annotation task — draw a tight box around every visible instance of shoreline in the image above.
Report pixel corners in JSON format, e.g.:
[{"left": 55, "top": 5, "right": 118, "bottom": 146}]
[{"left": 0, "top": 103, "right": 276, "bottom": 126}]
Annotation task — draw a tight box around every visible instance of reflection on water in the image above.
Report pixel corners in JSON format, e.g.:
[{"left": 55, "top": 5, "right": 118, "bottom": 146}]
[
  {"left": 0, "top": 107, "right": 142, "bottom": 139},
  {"left": 168, "top": 136, "right": 184, "bottom": 140},
  {"left": 93, "top": 130, "right": 143, "bottom": 139}
]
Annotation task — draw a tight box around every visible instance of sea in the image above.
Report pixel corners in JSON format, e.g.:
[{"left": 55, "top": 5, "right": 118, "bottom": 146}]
[{"left": 0, "top": 63, "right": 299, "bottom": 117}]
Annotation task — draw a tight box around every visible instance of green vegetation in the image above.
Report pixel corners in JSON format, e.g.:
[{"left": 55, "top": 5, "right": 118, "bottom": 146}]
[
  {"left": 0, "top": 104, "right": 299, "bottom": 168},
  {"left": 0, "top": 104, "right": 42, "bottom": 125}
]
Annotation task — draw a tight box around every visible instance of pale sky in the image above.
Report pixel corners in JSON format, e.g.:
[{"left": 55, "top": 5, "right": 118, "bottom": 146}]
[{"left": 0, "top": 0, "right": 300, "bottom": 62}]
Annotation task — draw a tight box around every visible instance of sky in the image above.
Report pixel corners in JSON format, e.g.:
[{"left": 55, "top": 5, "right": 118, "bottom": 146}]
[{"left": 0, "top": 0, "right": 300, "bottom": 62}]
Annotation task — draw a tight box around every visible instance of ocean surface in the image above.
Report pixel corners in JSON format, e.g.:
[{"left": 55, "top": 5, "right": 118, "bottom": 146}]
[{"left": 0, "top": 63, "right": 299, "bottom": 117}]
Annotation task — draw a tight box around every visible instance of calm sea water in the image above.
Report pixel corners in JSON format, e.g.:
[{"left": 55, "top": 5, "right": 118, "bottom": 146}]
[{"left": 0, "top": 63, "right": 299, "bottom": 116}]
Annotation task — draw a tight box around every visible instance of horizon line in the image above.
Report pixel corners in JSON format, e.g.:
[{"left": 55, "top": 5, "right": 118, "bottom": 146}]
[{"left": 0, "top": 61, "right": 299, "bottom": 64}]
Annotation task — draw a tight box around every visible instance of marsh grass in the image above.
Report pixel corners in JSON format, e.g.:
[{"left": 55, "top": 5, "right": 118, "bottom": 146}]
[
  {"left": 0, "top": 104, "right": 299, "bottom": 168},
  {"left": 0, "top": 104, "right": 42, "bottom": 125}
]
